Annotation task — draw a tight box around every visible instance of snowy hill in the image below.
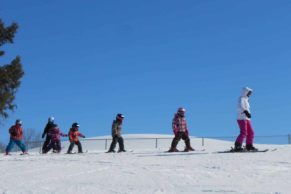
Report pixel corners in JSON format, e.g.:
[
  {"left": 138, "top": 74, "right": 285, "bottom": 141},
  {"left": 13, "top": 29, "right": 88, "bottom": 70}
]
[{"left": 1, "top": 134, "right": 291, "bottom": 194}]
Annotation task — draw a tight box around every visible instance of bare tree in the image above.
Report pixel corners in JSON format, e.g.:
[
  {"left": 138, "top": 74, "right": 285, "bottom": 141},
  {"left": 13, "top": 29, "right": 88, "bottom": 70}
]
[{"left": 23, "top": 128, "right": 42, "bottom": 150}]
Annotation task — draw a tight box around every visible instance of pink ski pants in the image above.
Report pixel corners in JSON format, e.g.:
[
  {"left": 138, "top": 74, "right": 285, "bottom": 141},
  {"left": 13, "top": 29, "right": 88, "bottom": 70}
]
[{"left": 235, "top": 120, "right": 254, "bottom": 145}]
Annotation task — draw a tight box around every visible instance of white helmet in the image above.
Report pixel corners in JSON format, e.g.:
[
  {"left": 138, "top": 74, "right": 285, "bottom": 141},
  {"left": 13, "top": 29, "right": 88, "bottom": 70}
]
[{"left": 48, "top": 116, "right": 55, "bottom": 123}]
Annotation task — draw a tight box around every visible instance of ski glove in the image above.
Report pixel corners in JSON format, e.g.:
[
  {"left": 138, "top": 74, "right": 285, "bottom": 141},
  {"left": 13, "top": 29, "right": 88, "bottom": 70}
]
[{"left": 243, "top": 110, "right": 251, "bottom": 118}]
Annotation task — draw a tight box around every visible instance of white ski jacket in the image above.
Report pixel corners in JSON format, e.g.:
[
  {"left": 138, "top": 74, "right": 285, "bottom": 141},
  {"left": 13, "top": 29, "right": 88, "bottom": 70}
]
[{"left": 237, "top": 87, "right": 253, "bottom": 120}]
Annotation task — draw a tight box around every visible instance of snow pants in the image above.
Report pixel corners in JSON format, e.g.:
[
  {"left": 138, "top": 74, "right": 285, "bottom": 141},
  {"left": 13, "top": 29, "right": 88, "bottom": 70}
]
[
  {"left": 43, "top": 139, "right": 61, "bottom": 153},
  {"left": 42, "top": 135, "right": 51, "bottom": 153},
  {"left": 6, "top": 139, "right": 27, "bottom": 153},
  {"left": 67, "top": 141, "right": 83, "bottom": 153},
  {"left": 108, "top": 135, "right": 125, "bottom": 151},
  {"left": 235, "top": 120, "right": 254, "bottom": 145},
  {"left": 170, "top": 132, "right": 191, "bottom": 149}
]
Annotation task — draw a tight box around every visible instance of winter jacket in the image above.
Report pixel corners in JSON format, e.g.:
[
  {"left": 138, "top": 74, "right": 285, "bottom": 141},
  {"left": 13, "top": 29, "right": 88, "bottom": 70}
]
[
  {"left": 68, "top": 128, "right": 85, "bottom": 142},
  {"left": 47, "top": 125, "right": 67, "bottom": 141},
  {"left": 42, "top": 122, "right": 55, "bottom": 138},
  {"left": 9, "top": 124, "right": 23, "bottom": 140},
  {"left": 112, "top": 120, "right": 122, "bottom": 137},
  {"left": 172, "top": 114, "right": 189, "bottom": 136},
  {"left": 237, "top": 87, "right": 253, "bottom": 120}
]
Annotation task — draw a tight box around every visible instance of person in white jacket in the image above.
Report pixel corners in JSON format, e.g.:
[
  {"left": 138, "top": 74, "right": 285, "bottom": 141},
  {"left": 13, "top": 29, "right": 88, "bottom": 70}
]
[{"left": 234, "top": 87, "right": 257, "bottom": 151}]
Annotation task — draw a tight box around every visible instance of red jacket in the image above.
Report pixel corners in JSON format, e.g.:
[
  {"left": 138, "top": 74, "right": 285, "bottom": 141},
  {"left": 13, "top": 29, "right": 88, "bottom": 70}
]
[
  {"left": 9, "top": 124, "right": 23, "bottom": 140},
  {"left": 68, "top": 128, "right": 85, "bottom": 142}
]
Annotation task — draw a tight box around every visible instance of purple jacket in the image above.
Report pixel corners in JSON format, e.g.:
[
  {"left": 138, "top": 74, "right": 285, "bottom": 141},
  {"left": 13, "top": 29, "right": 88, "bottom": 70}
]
[{"left": 48, "top": 127, "right": 67, "bottom": 141}]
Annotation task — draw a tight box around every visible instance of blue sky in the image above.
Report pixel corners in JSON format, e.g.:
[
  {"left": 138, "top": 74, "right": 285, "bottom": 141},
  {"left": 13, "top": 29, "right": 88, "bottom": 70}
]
[{"left": 1, "top": 0, "right": 291, "bottom": 143}]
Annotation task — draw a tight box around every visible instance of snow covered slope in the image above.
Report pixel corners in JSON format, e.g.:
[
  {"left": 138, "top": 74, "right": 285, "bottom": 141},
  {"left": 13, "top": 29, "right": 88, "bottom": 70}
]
[{"left": 1, "top": 134, "right": 291, "bottom": 194}]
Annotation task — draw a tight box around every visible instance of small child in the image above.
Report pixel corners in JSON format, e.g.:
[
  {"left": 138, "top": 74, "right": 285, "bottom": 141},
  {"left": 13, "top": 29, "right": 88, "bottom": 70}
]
[
  {"left": 5, "top": 119, "right": 28, "bottom": 155},
  {"left": 67, "top": 123, "right": 85, "bottom": 154},
  {"left": 43, "top": 124, "right": 67, "bottom": 153}
]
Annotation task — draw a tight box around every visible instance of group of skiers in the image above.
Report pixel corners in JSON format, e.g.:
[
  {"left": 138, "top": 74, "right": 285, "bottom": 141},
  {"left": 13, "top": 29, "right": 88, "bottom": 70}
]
[{"left": 4, "top": 86, "right": 257, "bottom": 155}]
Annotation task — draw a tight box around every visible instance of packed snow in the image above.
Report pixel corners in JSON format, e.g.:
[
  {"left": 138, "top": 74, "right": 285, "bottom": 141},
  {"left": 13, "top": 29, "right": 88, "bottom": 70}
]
[{"left": 1, "top": 134, "right": 291, "bottom": 194}]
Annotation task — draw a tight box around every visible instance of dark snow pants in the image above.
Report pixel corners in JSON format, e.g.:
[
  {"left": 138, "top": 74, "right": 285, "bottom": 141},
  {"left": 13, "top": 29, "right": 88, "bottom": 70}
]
[
  {"left": 170, "top": 132, "right": 191, "bottom": 149},
  {"left": 108, "top": 135, "right": 125, "bottom": 151},
  {"left": 67, "top": 141, "right": 83, "bottom": 153},
  {"left": 43, "top": 140, "right": 61, "bottom": 153}
]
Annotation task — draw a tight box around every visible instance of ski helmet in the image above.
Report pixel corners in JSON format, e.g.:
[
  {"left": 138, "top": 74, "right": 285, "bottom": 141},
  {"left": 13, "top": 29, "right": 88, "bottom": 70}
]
[
  {"left": 15, "top": 119, "right": 22, "bottom": 125},
  {"left": 177, "top": 107, "right": 186, "bottom": 117},
  {"left": 48, "top": 116, "right": 55, "bottom": 123},
  {"left": 177, "top": 107, "right": 186, "bottom": 113},
  {"left": 72, "top": 122, "right": 80, "bottom": 128},
  {"left": 116, "top": 113, "right": 124, "bottom": 120}
]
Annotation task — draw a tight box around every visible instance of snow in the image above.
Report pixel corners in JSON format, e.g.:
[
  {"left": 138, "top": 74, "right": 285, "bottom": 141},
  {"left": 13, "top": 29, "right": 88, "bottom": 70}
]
[{"left": 1, "top": 134, "right": 291, "bottom": 194}]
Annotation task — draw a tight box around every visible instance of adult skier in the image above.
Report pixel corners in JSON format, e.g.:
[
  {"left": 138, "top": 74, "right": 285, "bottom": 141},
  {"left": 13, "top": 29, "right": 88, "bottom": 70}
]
[
  {"left": 5, "top": 119, "right": 28, "bottom": 155},
  {"left": 41, "top": 116, "right": 55, "bottom": 153},
  {"left": 42, "top": 124, "right": 67, "bottom": 153},
  {"left": 67, "top": 122, "right": 85, "bottom": 154},
  {"left": 168, "top": 107, "right": 195, "bottom": 152},
  {"left": 234, "top": 87, "right": 257, "bottom": 151},
  {"left": 107, "top": 113, "right": 126, "bottom": 153}
]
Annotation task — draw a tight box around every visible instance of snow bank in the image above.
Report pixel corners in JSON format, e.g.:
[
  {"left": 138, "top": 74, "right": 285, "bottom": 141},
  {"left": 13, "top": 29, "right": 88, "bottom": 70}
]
[{"left": 1, "top": 134, "right": 291, "bottom": 194}]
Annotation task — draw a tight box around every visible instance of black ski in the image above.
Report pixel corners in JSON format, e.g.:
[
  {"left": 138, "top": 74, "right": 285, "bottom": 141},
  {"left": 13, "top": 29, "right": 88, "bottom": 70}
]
[{"left": 215, "top": 148, "right": 277, "bottom": 154}]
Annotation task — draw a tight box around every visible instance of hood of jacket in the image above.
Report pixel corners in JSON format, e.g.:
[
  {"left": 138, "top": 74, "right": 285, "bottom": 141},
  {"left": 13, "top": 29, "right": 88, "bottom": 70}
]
[{"left": 241, "top": 87, "right": 253, "bottom": 97}]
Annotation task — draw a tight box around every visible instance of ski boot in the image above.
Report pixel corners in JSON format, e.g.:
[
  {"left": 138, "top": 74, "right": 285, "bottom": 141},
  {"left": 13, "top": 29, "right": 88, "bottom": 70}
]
[
  {"left": 168, "top": 147, "right": 179, "bottom": 152},
  {"left": 246, "top": 144, "right": 258, "bottom": 151},
  {"left": 184, "top": 146, "right": 195, "bottom": 152},
  {"left": 106, "top": 150, "right": 116, "bottom": 153},
  {"left": 233, "top": 142, "right": 244, "bottom": 152},
  {"left": 118, "top": 149, "right": 126, "bottom": 153}
]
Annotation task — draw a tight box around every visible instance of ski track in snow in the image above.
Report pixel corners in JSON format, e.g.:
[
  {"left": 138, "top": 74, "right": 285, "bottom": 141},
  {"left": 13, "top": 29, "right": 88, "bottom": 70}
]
[{"left": 0, "top": 139, "right": 291, "bottom": 194}]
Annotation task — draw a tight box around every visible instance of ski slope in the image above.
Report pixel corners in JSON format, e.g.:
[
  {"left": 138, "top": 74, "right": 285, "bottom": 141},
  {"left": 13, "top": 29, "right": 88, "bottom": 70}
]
[{"left": 1, "top": 134, "right": 291, "bottom": 194}]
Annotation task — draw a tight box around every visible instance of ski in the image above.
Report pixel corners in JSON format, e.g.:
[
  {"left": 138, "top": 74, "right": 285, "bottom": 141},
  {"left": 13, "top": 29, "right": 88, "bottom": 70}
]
[{"left": 215, "top": 148, "right": 276, "bottom": 154}]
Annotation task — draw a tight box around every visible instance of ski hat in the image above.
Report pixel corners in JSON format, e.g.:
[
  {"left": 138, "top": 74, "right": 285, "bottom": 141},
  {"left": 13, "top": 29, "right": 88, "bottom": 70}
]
[
  {"left": 72, "top": 122, "right": 80, "bottom": 128},
  {"left": 48, "top": 116, "right": 55, "bottom": 123},
  {"left": 15, "top": 119, "right": 22, "bottom": 125},
  {"left": 241, "top": 87, "right": 253, "bottom": 97},
  {"left": 116, "top": 113, "right": 124, "bottom": 120}
]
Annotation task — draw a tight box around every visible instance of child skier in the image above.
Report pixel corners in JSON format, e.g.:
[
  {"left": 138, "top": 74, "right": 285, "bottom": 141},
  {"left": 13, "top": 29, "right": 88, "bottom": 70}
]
[
  {"left": 234, "top": 87, "right": 257, "bottom": 151},
  {"left": 67, "top": 123, "right": 85, "bottom": 154},
  {"left": 107, "top": 113, "right": 126, "bottom": 153},
  {"left": 41, "top": 116, "right": 56, "bottom": 153},
  {"left": 42, "top": 124, "right": 67, "bottom": 153},
  {"left": 5, "top": 119, "right": 28, "bottom": 155},
  {"left": 168, "top": 108, "right": 195, "bottom": 152}
]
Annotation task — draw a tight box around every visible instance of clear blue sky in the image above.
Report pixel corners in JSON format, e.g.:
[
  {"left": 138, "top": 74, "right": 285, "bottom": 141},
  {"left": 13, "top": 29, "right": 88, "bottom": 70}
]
[{"left": 1, "top": 0, "right": 291, "bottom": 143}]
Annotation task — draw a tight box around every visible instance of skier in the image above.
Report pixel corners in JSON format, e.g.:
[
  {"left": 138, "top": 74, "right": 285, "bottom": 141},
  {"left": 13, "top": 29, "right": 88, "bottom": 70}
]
[
  {"left": 234, "top": 87, "right": 257, "bottom": 151},
  {"left": 41, "top": 116, "right": 55, "bottom": 153},
  {"left": 168, "top": 107, "right": 195, "bottom": 152},
  {"left": 5, "top": 119, "right": 28, "bottom": 155},
  {"left": 42, "top": 124, "right": 67, "bottom": 153},
  {"left": 107, "top": 113, "right": 126, "bottom": 153},
  {"left": 67, "top": 122, "right": 86, "bottom": 154}
]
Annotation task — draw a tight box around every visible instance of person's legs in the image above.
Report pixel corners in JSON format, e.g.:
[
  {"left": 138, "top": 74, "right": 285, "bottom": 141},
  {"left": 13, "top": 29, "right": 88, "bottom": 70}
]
[
  {"left": 245, "top": 120, "right": 256, "bottom": 151},
  {"left": 234, "top": 120, "right": 247, "bottom": 150},
  {"left": 108, "top": 136, "right": 118, "bottom": 152},
  {"left": 14, "top": 140, "right": 27, "bottom": 153},
  {"left": 5, "top": 139, "right": 16, "bottom": 154},
  {"left": 67, "top": 141, "right": 75, "bottom": 153},
  {"left": 182, "top": 133, "right": 194, "bottom": 151},
  {"left": 117, "top": 136, "right": 125, "bottom": 152},
  {"left": 169, "top": 132, "right": 183, "bottom": 152},
  {"left": 76, "top": 141, "right": 83, "bottom": 153},
  {"left": 42, "top": 136, "right": 50, "bottom": 153}
]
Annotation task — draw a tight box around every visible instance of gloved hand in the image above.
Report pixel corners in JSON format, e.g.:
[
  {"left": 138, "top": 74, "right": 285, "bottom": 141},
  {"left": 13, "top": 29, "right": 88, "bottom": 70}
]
[
  {"left": 42, "top": 134, "right": 45, "bottom": 139},
  {"left": 244, "top": 110, "right": 251, "bottom": 118}
]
